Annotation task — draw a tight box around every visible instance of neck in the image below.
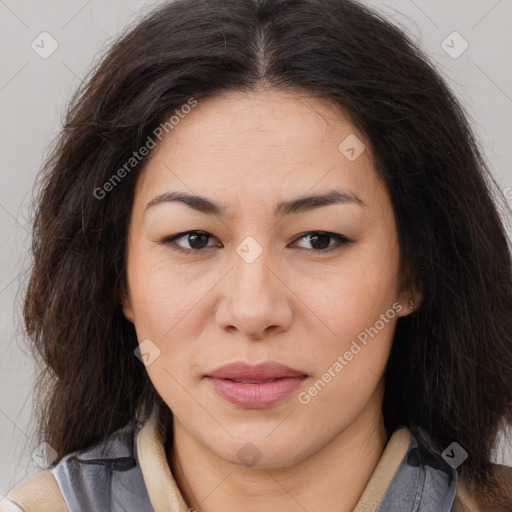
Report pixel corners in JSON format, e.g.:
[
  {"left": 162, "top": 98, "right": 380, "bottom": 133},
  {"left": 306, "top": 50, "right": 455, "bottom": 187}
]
[{"left": 168, "top": 391, "right": 388, "bottom": 512}]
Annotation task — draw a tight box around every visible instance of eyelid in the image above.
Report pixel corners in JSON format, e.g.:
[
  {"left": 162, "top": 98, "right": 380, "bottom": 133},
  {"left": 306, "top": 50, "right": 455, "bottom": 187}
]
[
  {"left": 161, "top": 230, "right": 353, "bottom": 254},
  {"left": 292, "top": 231, "right": 353, "bottom": 251},
  {"left": 161, "top": 230, "right": 221, "bottom": 253}
]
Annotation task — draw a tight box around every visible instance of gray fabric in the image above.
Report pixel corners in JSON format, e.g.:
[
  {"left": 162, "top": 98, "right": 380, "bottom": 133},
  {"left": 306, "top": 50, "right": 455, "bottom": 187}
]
[
  {"left": 51, "top": 422, "right": 153, "bottom": 511},
  {"left": 50, "top": 422, "right": 457, "bottom": 511},
  {"left": 376, "top": 428, "right": 457, "bottom": 511}
]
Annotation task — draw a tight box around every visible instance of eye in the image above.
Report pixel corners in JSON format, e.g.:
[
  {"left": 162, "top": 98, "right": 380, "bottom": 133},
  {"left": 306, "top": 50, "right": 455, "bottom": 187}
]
[
  {"left": 291, "top": 231, "right": 353, "bottom": 252},
  {"left": 161, "top": 230, "right": 352, "bottom": 255},
  {"left": 161, "top": 230, "right": 221, "bottom": 254}
]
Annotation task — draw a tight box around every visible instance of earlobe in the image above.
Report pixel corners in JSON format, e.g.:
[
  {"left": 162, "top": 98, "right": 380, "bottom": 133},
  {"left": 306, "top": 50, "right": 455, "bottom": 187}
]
[
  {"left": 397, "top": 288, "right": 423, "bottom": 317},
  {"left": 121, "top": 294, "right": 135, "bottom": 324},
  {"left": 117, "top": 279, "right": 135, "bottom": 323}
]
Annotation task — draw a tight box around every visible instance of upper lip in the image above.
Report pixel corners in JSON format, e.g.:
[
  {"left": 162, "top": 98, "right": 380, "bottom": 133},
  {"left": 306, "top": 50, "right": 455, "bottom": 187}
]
[{"left": 206, "top": 361, "right": 307, "bottom": 380}]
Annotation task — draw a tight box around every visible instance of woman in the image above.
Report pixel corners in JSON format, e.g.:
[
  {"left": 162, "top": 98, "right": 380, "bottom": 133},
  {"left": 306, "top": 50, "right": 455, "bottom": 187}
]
[{"left": 2, "top": 0, "right": 512, "bottom": 510}]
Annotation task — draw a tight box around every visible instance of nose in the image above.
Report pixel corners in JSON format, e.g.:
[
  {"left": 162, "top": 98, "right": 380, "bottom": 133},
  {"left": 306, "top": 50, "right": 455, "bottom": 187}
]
[{"left": 215, "top": 239, "right": 294, "bottom": 340}]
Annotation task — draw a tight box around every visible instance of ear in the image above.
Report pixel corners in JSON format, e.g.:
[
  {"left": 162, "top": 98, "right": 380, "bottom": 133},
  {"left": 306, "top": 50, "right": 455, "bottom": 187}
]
[
  {"left": 121, "top": 294, "right": 135, "bottom": 323},
  {"left": 118, "top": 283, "right": 135, "bottom": 323},
  {"left": 396, "top": 286, "right": 423, "bottom": 318}
]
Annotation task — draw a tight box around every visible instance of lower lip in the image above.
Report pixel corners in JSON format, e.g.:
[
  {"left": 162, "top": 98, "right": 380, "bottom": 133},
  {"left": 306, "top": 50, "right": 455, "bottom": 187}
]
[{"left": 206, "top": 376, "right": 306, "bottom": 408}]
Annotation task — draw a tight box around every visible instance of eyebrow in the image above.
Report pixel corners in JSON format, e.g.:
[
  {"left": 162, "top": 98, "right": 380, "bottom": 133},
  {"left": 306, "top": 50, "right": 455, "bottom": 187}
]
[{"left": 144, "top": 189, "right": 366, "bottom": 217}]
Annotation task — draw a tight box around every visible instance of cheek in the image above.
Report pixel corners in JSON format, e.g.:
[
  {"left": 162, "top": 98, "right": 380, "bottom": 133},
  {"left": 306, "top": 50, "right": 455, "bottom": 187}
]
[
  {"left": 313, "top": 248, "right": 400, "bottom": 337},
  {"left": 299, "top": 282, "right": 398, "bottom": 418},
  {"left": 301, "top": 250, "right": 400, "bottom": 384},
  {"left": 127, "top": 247, "right": 205, "bottom": 333}
]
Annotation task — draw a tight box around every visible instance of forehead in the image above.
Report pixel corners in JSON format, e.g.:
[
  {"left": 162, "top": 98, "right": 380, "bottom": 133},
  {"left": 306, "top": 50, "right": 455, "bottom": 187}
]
[
  {"left": 158, "top": 88, "right": 356, "bottom": 151},
  {"left": 134, "top": 88, "right": 386, "bottom": 215}
]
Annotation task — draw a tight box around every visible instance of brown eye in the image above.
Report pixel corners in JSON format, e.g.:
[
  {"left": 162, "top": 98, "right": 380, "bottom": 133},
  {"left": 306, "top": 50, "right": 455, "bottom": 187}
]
[
  {"left": 292, "top": 232, "right": 353, "bottom": 252},
  {"left": 162, "top": 230, "right": 352, "bottom": 255},
  {"left": 162, "top": 231, "right": 221, "bottom": 254}
]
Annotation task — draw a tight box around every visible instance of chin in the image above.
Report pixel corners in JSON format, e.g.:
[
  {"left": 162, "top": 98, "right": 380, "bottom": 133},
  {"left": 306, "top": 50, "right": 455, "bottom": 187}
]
[{"left": 211, "top": 433, "right": 312, "bottom": 469}]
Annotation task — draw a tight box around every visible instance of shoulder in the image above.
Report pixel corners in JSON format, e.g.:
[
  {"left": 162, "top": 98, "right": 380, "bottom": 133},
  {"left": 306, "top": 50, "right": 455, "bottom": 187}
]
[
  {"left": 453, "top": 464, "right": 512, "bottom": 512},
  {"left": 0, "top": 421, "right": 142, "bottom": 512},
  {"left": 0, "top": 471, "right": 67, "bottom": 512},
  {"left": 49, "top": 421, "right": 152, "bottom": 510}
]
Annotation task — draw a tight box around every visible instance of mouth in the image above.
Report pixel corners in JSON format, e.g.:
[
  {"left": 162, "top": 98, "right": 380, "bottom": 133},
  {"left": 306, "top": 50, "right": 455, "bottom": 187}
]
[
  {"left": 223, "top": 378, "right": 283, "bottom": 383},
  {"left": 205, "top": 361, "right": 308, "bottom": 408}
]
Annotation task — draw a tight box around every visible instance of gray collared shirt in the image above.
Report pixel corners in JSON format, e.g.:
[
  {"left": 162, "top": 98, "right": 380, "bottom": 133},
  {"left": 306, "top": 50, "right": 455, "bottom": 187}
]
[{"left": 50, "top": 422, "right": 458, "bottom": 511}]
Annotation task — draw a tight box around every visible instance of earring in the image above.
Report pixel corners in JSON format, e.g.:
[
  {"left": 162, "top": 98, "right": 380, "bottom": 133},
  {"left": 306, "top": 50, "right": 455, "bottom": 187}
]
[{"left": 408, "top": 298, "right": 415, "bottom": 311}]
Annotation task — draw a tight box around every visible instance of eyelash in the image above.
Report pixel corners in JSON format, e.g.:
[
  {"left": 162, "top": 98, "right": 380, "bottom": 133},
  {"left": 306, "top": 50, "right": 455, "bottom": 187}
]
[{"left": 160, "top": 230, "right": 353, "bottom": 255}]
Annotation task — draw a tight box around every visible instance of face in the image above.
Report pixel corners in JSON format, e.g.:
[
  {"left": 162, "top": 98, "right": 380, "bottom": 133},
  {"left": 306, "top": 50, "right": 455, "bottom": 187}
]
[{"left": 122, "top": 88, "right": 417, "bottom": 468}]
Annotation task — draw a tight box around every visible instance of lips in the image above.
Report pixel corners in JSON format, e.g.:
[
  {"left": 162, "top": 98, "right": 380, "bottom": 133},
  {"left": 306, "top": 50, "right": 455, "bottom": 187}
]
[
  {"left": 205, "top": 361, "right": 308, "bottom": 408},
  {"left": 207, "top": 361, "right": 307, "bottom": 380}
]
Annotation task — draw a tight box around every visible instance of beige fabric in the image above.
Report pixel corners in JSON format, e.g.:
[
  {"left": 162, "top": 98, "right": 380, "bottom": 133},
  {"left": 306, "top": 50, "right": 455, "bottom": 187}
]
[
  {"left": 136, "top": 406, "right": 191, "bottom": 512},
  {"left": 4, "top": 471, "right": 67, "bottom": 512},
  {"left": 352, "top": 428, "right": 411, "bottom": 512},
  {"left": 451, "top": 486, "right": 479, "bottom": 512},
  {"left": 452, "top": 475, "right": 488, "bottom": 512},
  {"left": 452, "top": 464, "right": 512, "bottom": 512}
]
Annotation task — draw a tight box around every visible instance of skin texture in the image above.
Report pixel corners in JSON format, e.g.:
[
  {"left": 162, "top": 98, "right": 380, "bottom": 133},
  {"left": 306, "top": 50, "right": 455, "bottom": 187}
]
[{"left": 122, "top": 88, "right": 420, "bottom": 512}]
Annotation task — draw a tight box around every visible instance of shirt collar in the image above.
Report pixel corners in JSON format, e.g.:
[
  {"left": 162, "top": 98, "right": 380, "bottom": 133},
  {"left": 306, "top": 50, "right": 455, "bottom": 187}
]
[
  {"left": 136, "top": 404, "right": 190, "bottom": 511},
  {"left": 136, "top": 404, "right": 456, "bottom": 512}
]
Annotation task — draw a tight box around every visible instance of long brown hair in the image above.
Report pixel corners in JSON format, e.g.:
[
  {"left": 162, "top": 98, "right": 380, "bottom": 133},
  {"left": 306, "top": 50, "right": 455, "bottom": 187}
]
[{"left": 23, "top": 0, "right": 512, "bottom": 491}]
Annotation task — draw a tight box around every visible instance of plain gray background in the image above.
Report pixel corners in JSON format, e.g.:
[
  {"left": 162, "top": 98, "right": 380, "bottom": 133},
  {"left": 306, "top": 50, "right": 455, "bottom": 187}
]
[{"left": 1, "top": 0, "right": 511, "bottom": 498}]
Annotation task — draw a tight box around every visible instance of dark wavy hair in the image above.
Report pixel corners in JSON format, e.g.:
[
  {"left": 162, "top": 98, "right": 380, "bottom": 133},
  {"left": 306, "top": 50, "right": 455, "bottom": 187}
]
[{"left": 23, "top": 0, "right": 512, "bottom": 492}]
